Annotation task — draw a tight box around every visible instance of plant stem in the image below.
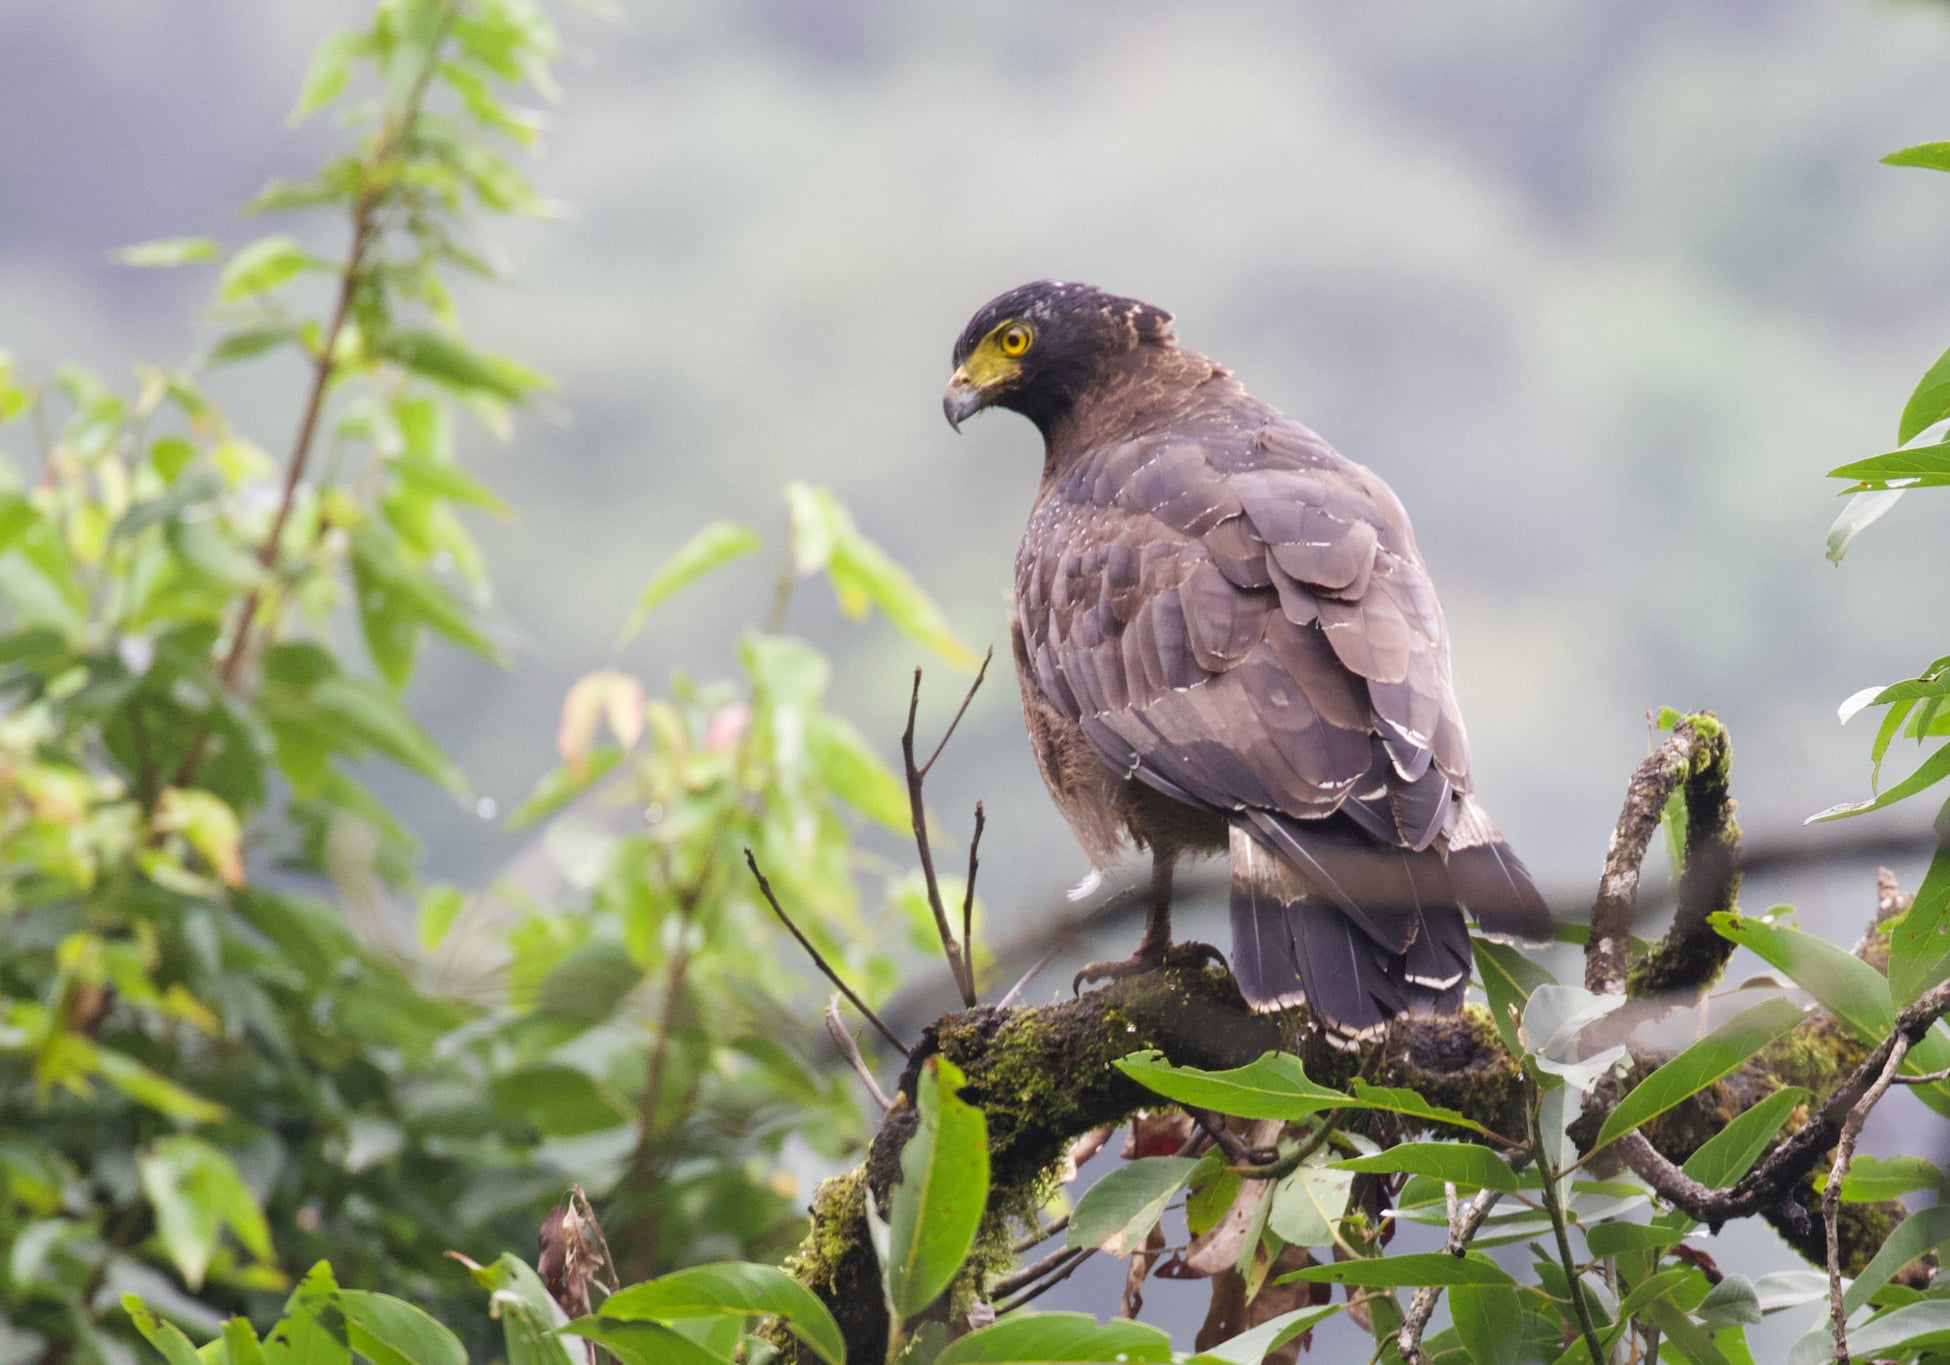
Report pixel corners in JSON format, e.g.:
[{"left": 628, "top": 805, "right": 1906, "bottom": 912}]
[{"left": 1532, "top": 1080, "right": 1606, "bottom": 1365}]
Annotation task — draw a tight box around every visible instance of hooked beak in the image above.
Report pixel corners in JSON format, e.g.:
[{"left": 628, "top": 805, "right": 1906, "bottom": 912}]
[{"left": 942, "top": 370, "right": 987, "bottom": 431}]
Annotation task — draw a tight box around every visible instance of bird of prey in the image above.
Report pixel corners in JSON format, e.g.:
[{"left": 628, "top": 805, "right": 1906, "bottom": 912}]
[{"left": 942, "top": 280, "right": 1549, "bottom": 1042}]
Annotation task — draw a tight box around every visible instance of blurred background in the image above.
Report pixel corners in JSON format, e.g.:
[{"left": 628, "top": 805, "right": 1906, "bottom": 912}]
[{"left": 6, "top": 0, "right": 1950, "bottom": 1341}]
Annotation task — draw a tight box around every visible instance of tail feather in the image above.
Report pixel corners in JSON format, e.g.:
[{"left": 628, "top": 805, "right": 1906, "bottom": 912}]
[
  {"left": 1446, "top": 796, "right": 1552, "bottom": 943},
  {"left": 1227, "top": 825, "right": 1471, "bottom": 1040}
]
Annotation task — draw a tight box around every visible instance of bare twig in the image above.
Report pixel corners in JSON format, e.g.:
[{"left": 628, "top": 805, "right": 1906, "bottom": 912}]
[
  {"left": 1399, "top": 1186, "right": 1504, "bottom": 1364},
  {"left": 993, "top": 1246, "right": 1092, "bottom": 1313},
  {"left": 901, "top": 658, "right": 991, "bottom": 1008},
  {"left": 745, "top": 849, "right": 910, "bottom": 1058},
  {"left": 962, "top": 800, "right": 985, "bottom": 995},
  {"left": 1892, "top": 1065, "right": 1950, "bottom": 1085},
  {"left": 1013, "top": 1211, "right": 1071, "bottom": 1255},
  {"left": 918, "top": 647, "right": 993, "bottom": 777},
  {"left": 1826, "top": 1037, "right": 1910, "bottom": 1365},
  {"left": 990, "top": 1243, "right": 1083, "bottom": 1302},
  {"left": 825, "top": 995, "right": 893, "bottom": 1112}
]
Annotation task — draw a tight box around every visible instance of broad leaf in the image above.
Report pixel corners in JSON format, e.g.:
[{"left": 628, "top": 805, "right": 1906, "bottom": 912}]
[
  {"left": 617, "top": 521, "right": 762, "bottom": 644},
  {"left": 1267, "top": 1161, "right": 1353, "bottom": 1247},
  {"left": 1833, "top": 1154, "right": 1949, "bottom": 1203},
  {"left": 596, "top": 1262, "right": 843, "bottom": 1365},
  {"left": 1451, "top": 1284, "right": 1524, "bottom": 1365},
  {"left": 1115, "top": 1049, "right": 1346, "bottom": 1121},
  {"left": 217, "top": 235, "right": 312, "bottom": 300},
  {"left": 1846, "top": 1300, "right": 1950, "bottom": 1358},
  {"left": 1192, "top": 1306, "right": 1341, "bottom": 1365},
  {"left": 1808, "top": 738, "right": 1950, "bottom": 820},
  {"left": 557, "top": 1320, "right": 728, "bottom": 1365},
  {"left": 884, "top": 1056, "right": 989, "bottom": 1319},
  {"left": 1884, "top": 141, "right": 1950, "bottom": 173},
  {"left": 935, "top": 1313, "right": 1174, "bottom": 1364},
  {"left": 1333, "top": 1141, "right": 1520, "bottom": 1193},
  {"left": 1826, "top": 490, "right": 1904, "bottom": 564},
  {"left": 1067, "top": 1156, "right": 1198, "bottom": 1257},
  {"left": 1899, "top": 345, "right": 1950, "bottom": 444},
  {"left": 1596, "top": 996, "right": 1806, "bottom": 1148},
  {"left": 112, "top": 237, "right": 220, "bottom": 268},
  {"left": 340, "top": 1291, "right": 467, "bottom": 1365},
  {"left": 1844, "top": 1206, "right": 1950, "bottom": 1314},
  {"left": 122, "top": 1297, "right": 202, "bottom": 1365}
]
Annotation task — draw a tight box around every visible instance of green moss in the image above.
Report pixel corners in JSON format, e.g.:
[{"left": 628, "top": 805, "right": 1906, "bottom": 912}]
[
  {"left": 770, "top": 1170, "right": 884, "bottom": 1364},
  {"left": 1629, "top": 713, "right": 1742, "bottom": 1000}
]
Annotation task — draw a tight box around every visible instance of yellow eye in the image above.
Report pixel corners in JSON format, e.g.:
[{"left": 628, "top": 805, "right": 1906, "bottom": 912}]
[{"left": 997, "top": 324, "right": 1033, "bottom": 357}]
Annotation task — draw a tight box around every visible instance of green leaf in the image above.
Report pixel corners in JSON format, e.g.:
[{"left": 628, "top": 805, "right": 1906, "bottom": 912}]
[
  {"left": 1827, "top": 490, "right": 1905, "bottom": 564},
  {"left": 829, "top": 528, "right": 981, "bottom": 671},
  {"left": 1596, "top": 996, "right": 1807, "bottom": 1148},
  {"left": 291, "top": 29, "right": 368, "bottom": 122},
  {"left": 1898, "top": 346, "right": 1950, "bottom": 445},
  {"left": 137, "top": 1136, "right": 273, "bottom": 1291},
  {"left": 1332, "top": 1142, "right": 1520, "bottom": 1193},
  {"left": 805, "top": 713, "right": 910, "bottom": 833},
  {"left": 93, "top": 1050, "right": 228, "bottom": 1123},
  {"left": 1115, "top": 1049, "right": 1347, "bottom": 1120},
  {"left": 1344, "top": 1080, "right": 1502, "bottom": 1140},
  {"left": 557, "top": 1319, "right": 728, "bottom": 1365},
  {"left": 1192, "top": 1306, "right": 1341, "bottom": 1365},
  {"left": 1889, "top": 826, "right": 1950, "bottom": 1005},
  {"left": 1844, "top": 1206, "right": 1950, "bottom": 1314},
  {"left": 369, "top": 328, "right": 543, "bottom": 402},
  {"left": 217, "top": 235, "right": 312, "bottom": 301},
  {"left": 1834, "top": 1155, "right": 1949, "bottom": 1203},
  {"left": 1067, "top": 1156, "right": 1199, "bottom": 1257},
  {"left": 1474, "top": 938, "right": 1556, "bottom": 1055},
  {"left": 122, "top": 1295, "right": 204, "bottom": 1365},
  {"left": 1884, "top": 142, "right": 1950, "bottom": 172},
  {"left": 1282, "top": 1252, "right": 1514, "bottom": 1288},
  {"left": 209, "top": 325, "right": 304, "bottom": 368},
  {"left": 595, "top": 1263, "right": 843, "bottom": 1365},
  {"left": 297, "top": 670, "right": 470, "bottom": 798},
  {"left": 935, "top": 1312, "right": 1175, "bottom": 1364},
  {"left": 785, "top": 481, "right": 844, "bottom": 576},
  {"left": 340, "top": 1291, "right": 467, "bottom": 1365},
  {"left": 506, "top": 749, "right": 622, "bottom": 830},
  {"left": 112, "top": 472, "right": 224, "bottom": 542},
  {"left": 221, "top": 1319, "right": 270, "bottom": 1365},
  {"left": 1679, "top": 1084, "right": 1809, "bottom": 1190},
  {"left": 1829, "top": 442, "right": 1950, "bottom": 490},
  {"left": 1846, "top": 1300, "right": 1950, "bottom": 1358},
  {"left": 487, "top": 1064, "right": 630, "bottom": 1138},
  {"left": 885, "top": 1055, "right": 989, "bottom": 1319},
  {"left": 1451, "top": 1284, "right": 1524, "bottom": 1365},
  {"left": 112, "top": 237, "right": 220, "bottom": 268},
  {"left": 266, "top": 1261, "right": 351, "bottom": 1365},
  {"left": 462, "top": 1254, "right": 572, "bottom": 1365},
  {"left": 1710, "top": 914, "right": 1891, "bottom": 1037},
  {"left": 618, "top": 521, "right": 762, "bottom": 644},
  {"left": 1267, "top": 1161, "right": 1354, "bottom": 1247}
]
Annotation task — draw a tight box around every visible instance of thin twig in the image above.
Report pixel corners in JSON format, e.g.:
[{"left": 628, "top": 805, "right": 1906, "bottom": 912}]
[
  {"left": 901, "top": 666, "right": 981, "bottom": 1007},
  {"left": 825, "top": 995, "right": 893, "bottom": 1112},
  {"left": 996, "top": 945, "right": 1060, "bottom": 1010},
  {"left": 1013, "top": 1211, "right": 1071, "bottom": 1255},
  {"left": 745, "top": 849, "right": 909, "bottom": 1058},
  {"left": 1399, "top": 1186, "right": 1504, "bottom": 1364},
  {"left": 993, "top": 1247, "right": 1092, "bottom": 1313},
  {"left": 1892, "top": 1064, "right": 1950, "bottom": 1085},
  {"left": 1826, "top": 1036, "right": 1909, "bottom": 1365},
  {"left": 918, "top": 647, "right": 993, "bottom": 777},
  {"left": 962, "top": 801, "right": 985, "bottom": 995},
  {"left": 989, "top": 1242, "right": 1081, "bottom": 1301}
]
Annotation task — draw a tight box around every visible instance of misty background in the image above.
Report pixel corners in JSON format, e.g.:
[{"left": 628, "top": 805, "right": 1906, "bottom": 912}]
[{"left": 5, "top": 0, "right": 1950, "bottom": 1342}]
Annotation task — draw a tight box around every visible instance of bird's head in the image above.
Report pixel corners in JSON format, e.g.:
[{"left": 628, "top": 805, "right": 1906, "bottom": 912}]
[{"left": 943, "top": 280, "right": 1175, "bottom": 437}]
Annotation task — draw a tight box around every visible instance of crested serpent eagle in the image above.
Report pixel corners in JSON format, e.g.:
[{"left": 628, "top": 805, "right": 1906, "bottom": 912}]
[{"left": 942, "top": 280, "right": 1550, "bottom": 1042}]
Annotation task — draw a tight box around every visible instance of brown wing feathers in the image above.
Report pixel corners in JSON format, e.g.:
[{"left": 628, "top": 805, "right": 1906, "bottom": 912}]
[{"left": 1020, "top": 411, "right": 1547, "bottom": 1037}]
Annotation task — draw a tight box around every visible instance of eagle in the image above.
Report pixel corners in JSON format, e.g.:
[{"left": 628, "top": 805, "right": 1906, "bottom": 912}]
[{"left": 942, "top": 280, "right": 1550, "bottom": 1041}]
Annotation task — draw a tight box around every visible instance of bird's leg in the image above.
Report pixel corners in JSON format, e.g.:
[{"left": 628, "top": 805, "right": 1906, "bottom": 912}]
[
  {"left": 1135, "top": 852, "right": 1175, "bottom": 961},
  {"left": 1074, "top": 852, "right": 1225, "bottom": 992}
]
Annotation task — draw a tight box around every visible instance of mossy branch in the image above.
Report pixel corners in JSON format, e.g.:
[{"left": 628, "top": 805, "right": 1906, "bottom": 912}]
[{"left": 769, "top": 710, "right": 1930, "bottom": 1361}]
